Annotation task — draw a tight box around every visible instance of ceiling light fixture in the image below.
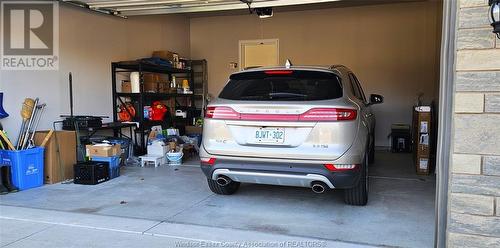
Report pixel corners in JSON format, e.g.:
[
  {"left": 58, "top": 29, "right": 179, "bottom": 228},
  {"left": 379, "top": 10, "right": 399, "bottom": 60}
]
[
  {"left": 239, "top": 0, "right": 272, "bottom": 18},
  {"left": 255, "top": 7, "right": 273, "bottom": 18}
]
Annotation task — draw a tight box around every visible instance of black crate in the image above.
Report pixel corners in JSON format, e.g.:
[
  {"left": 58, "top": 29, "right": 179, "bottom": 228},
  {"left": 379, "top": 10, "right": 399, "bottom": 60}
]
[{"left": 74, "top": 161, "right": 109, "bottom": 185}]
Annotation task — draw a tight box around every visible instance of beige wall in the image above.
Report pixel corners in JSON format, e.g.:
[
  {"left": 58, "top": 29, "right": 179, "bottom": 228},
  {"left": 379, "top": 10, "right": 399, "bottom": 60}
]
[
  {"left": 190, "top": 1, "right": 442, "bottom": 146},
  {"left": 0, "top": 5, "right": 190, "bottom": 140}
]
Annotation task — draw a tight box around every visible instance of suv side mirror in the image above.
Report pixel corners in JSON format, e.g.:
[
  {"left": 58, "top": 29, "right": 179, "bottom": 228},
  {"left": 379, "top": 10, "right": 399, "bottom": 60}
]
[{"left": 370, "top": 94, "right": 384, "bottom": 105}]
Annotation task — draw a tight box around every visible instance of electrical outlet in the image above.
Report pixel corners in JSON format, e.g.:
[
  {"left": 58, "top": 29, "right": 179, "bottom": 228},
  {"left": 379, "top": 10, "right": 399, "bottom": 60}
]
[{"left": 229, "top": 62, "right": 238, "bottom": 69}]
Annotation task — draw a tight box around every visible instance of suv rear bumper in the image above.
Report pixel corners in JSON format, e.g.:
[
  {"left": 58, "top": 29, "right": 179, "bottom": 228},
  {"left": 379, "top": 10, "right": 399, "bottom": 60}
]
[{"left": 201, "top": 159, "right": 361, "bottom": 189}]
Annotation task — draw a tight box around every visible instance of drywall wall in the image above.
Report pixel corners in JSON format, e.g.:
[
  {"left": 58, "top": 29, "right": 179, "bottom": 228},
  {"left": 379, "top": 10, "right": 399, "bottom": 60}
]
[
  {"left": 190, "top": 1, "right": 442, "bottom": 146},
  {"left": 0, "top": 4, "right": 190, "bottom": 142}
]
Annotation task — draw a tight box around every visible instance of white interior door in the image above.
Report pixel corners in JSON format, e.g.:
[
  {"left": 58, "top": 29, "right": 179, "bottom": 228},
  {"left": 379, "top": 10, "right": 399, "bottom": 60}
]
[{"left": 239, "top": 39, "right": 279, "bottom": 70}]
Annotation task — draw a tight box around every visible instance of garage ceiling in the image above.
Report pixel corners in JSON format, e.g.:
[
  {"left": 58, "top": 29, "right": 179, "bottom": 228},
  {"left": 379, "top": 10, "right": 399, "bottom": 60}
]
[
  {"left": 62, "top": 0, "right": 425, "bottom": 17},
  {"left": 62, "top": 0, "right": 336, "bottom": 16}
]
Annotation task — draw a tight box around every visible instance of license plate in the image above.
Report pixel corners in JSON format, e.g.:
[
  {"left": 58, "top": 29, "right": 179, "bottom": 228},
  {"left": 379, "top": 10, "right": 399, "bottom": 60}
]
[{"left": 252, "top": 128, "right": 285, "bottom": 144}]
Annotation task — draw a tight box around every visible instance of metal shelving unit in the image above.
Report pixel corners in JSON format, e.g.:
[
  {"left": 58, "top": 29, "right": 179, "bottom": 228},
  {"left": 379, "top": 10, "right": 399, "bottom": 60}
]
[
  {"left": 111, "top": 60, "right": 203, "bottom": 155},
  {"left": 190, "top": 60, "right": 208, "bottom": 116}
]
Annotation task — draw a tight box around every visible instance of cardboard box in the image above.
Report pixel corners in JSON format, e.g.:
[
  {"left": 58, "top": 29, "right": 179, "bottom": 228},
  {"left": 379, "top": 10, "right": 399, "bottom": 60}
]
[
  {"left": 185, "top": 126, "right": 203, "bottom": 135},
  {"left": 122, "top": 81, "right": 131, "bottom": 93},
  {"left": 144, "top": 73, "right": 161, "bottom": 84},
  {"left": 144, "top": 84, "right": 167, "bottom": 93},
  {"left": 143, "top": 74, "right": 169, "bottom": 93},
  {"left": 417, "top": 113, "right": 431, "bottom": 133},
  {"left": 152, "top": 50, "right": 176, "bottom": 61},
  {"left": 86, "top": 144, "right": 121, "bottom": 157},
  {"left": 417, "top": 157, "right": 431, "bottom": 175},
  {"left": 159, "top": 82, "right": 170, "bottom": 93},
  {"left": 144, "top": 81, "right": 158, "bottom": 93},
  {"left": 412, "top": 107, "right": 434, "bottom": 174},
  {"left": 34, "top": 131, "right": 76, "bottom": 184}
]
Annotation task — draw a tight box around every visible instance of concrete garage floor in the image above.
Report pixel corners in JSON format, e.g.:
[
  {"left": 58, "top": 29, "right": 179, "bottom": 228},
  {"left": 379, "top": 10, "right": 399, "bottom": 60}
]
[{"left": 0, "top": 151, "right": 435, "bottom": 248}]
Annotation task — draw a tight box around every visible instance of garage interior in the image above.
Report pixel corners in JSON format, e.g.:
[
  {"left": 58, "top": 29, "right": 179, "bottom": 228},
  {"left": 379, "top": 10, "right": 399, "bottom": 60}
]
[{"left": 0, "top": 0, "right": 443, "bottom": 247}]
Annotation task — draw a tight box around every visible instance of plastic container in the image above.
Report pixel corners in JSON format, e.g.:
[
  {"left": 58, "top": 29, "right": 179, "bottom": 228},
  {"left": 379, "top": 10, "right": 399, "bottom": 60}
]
[
  {"left": 0, "top": 147, "right": 44, "bottom": 190},
  {"left": 166, "top": 152, "right": 183, "bottom": 166},
  {"left": 130, "top": 72, "right": 140, "bottom": 93},
  {"left": 147, "top": 140, "right": 167, "bottom": 156},
  {"left": 90, "top": 156, "right": 120, "bottom": 179}
]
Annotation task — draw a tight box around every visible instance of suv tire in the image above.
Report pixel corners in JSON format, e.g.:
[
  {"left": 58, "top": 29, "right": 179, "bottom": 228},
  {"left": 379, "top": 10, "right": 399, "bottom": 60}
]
[
  {"left": 207, "top": 178, "right": 240, "bottom": 195},
  {"left": 344, "top": 155, "right": 368, "bottom": 206},
  {"left": 368, "top": 132, "right": 375, "bottom": 164}
]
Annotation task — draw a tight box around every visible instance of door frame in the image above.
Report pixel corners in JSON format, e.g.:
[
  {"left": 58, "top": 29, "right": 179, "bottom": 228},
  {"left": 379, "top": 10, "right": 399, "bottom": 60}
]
[
  {"left": 435, "top": 0, "right": 457, "bottom": 247},
  {"left": 238, "top": 39, "right": 280, "bottom": 70}
]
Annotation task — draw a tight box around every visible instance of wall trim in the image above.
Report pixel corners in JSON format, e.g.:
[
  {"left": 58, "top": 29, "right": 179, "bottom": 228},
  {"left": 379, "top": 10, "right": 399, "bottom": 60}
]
[{"left": 434, "top": 0, "right": 457, "bottom": 247}]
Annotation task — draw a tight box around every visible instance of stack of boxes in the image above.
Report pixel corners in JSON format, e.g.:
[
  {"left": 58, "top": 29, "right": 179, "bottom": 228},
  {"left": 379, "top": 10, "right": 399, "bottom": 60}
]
[
  {"left": 412, "top": 106, "right": 432, "bottom": 175},
  {"left": 85, "top": 144, "right": 121, "bottom": 179},
  {"left": 143, "top": 73, "right": 170, "bottom": 93}
]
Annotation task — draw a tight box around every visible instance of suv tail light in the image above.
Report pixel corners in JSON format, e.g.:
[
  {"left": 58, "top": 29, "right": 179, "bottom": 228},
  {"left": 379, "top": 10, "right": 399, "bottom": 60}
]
[
  {"left": 205, "top": 106, "right": 357, "bottom": 122},
  {"left": 324, "top": 164, "right": 358, "bottom": 171},
  {"left": 201, "top": 157, "right": 216, "bottom": 166},
  {"left": 264, "top": 70, "right": 293, "bottom": 75},
  {"left": 206, "top": 106, "right": 240, "bottom": 120},
  {"left": 298, "top": 108, "right": 357, "bottom": 121}
]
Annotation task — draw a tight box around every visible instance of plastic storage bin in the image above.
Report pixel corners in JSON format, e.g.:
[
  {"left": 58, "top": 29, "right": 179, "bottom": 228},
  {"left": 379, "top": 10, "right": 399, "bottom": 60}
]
[
  {"left": 90, "top": 156, "right": 120, "bottom": 179},
  {"left": 0, "top": 147, "right": 44, "bottom": 190}
]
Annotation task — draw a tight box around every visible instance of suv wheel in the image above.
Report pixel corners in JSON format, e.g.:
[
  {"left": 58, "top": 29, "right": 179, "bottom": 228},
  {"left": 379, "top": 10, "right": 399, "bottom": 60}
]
[
  {"left": 344, "top": 155, "right": 368, "bottom": 206},
  {"left": 207, "top": 178, "right": 240, "bottom": 195}
]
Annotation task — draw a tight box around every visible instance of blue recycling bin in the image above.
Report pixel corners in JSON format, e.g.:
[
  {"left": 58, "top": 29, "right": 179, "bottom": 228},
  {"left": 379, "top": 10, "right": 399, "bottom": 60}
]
[{"left": 0, "top": 147, "right": 44, "bottom": 190}]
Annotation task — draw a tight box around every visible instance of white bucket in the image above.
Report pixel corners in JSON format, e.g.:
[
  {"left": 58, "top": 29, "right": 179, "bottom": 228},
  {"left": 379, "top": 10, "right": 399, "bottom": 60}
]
[
  {"left": 130, "top": 72, "right": 140, "bottom": 93},
  {"left": 166, "top": 152, "right": 183, "bottom": 166}
]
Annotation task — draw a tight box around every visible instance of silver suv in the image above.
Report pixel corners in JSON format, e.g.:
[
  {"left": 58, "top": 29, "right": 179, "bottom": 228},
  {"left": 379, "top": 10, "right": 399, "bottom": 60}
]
[{"left": 199, "top": 65, "right": 383, "bottom": 205}]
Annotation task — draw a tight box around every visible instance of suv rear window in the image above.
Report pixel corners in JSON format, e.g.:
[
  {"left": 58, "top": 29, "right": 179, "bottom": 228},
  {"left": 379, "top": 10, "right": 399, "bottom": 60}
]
[{"left": 219, "top": 70, "right": 342, "bottom": 101}]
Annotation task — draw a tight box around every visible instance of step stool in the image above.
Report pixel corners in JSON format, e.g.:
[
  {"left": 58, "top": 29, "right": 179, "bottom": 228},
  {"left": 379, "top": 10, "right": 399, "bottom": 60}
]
[{"left": 139, "top": 155, "right": 164, "bottom": 168}]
